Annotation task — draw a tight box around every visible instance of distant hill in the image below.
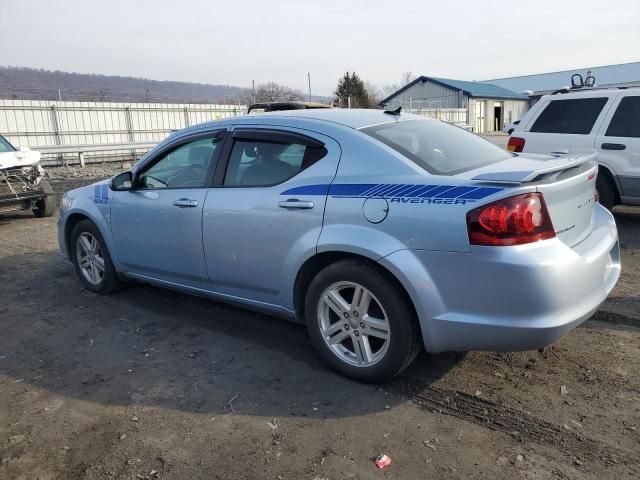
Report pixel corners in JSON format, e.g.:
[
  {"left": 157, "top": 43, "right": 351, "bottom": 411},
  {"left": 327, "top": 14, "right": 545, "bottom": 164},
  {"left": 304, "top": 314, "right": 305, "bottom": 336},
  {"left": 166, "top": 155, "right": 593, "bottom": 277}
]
[{"left": 0, "top": 66, "right": 250, "bottom": 104}]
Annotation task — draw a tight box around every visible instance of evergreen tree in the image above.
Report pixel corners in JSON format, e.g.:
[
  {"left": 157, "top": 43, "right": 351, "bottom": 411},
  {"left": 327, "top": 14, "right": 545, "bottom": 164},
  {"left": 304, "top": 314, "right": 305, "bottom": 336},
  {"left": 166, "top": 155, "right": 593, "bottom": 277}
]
[{"left": 334, "top": 72, "right": 370, "bottom": 108}]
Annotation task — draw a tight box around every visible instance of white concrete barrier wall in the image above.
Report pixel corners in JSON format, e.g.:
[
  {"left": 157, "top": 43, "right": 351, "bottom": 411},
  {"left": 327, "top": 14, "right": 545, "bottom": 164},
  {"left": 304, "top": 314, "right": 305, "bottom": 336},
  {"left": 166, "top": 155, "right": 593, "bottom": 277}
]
[{"left": 0, "top": 99, "right": 246, "bottom": 165}]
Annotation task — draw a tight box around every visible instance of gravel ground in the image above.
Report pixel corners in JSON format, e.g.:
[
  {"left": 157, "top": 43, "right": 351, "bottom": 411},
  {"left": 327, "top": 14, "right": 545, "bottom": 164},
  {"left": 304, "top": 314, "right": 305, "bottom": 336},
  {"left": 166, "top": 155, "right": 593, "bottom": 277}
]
[{"left": 0, "top": 177, "right": 638, "bottom": 480}]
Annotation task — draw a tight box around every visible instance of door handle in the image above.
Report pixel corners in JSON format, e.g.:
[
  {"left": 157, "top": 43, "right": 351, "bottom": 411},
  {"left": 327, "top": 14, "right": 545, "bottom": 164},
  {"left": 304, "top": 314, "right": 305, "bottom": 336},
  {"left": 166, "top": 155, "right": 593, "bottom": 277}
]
[
  {"left": 173, "top": 198, "right": 198, "bottom": 208},
  {"left": 278, "top": 198, "right": 314, "bottom": 209},
  {"left": 601, "top": 143, "right": 626, "bottom": 151}
]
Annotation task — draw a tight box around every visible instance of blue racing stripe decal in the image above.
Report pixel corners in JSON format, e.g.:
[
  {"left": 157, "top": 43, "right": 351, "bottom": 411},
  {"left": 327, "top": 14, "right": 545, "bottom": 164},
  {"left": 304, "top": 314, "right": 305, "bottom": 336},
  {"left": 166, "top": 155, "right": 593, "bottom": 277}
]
[
  {"left": 281, "top": 183, "right": 504, "bottom": 204},
  {"left": 93, "top": 184, "right": 110, "bottom": 204}
]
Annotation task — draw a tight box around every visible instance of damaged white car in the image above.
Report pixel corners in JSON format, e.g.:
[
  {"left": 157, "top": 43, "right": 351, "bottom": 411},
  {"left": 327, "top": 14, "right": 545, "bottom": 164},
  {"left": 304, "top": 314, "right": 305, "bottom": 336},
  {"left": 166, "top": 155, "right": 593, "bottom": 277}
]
[{"left": 0, "top": 134, "right": 56, "bottom": 217}]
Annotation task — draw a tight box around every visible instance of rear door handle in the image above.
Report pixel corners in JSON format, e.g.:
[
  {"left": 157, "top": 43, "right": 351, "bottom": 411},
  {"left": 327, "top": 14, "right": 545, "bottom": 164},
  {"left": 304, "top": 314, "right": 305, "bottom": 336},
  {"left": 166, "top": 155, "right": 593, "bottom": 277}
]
[
  {"left": 601, "top": 143, "right": 626, "bottom": 150},
  {"left": 278, "top": 198, "right": 314, "bottom": 209},
  {"left": 173, "top": 198, "right": 198, "bottom": 208}
]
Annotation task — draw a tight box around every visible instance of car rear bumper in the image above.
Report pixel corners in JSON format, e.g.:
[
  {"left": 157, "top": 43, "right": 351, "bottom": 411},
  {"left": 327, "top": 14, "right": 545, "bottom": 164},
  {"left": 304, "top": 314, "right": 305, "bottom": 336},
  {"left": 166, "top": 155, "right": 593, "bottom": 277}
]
[{"left": 380, "top": 203, "right": 620, "bottom": 353}]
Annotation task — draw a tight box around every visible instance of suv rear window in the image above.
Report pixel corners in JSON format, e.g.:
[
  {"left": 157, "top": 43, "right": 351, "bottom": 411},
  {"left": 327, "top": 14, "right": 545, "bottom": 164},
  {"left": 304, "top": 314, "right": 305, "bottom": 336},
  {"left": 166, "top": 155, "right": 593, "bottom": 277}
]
[
  {"left": 606, "top": 96, "right": 640, "bottom": 138},
  {"left": 361, "top": 120, "right": 511, "bottom": 175},
  {"left": 530, "top": 98, "right": 608, "bottom": 134}
]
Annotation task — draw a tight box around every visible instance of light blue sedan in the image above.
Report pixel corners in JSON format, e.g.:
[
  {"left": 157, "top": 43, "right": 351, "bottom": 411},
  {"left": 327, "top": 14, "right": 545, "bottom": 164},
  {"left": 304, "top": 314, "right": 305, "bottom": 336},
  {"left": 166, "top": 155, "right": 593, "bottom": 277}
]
[{"left": 58, "top": 109, "right": 620, "bottom": 382}]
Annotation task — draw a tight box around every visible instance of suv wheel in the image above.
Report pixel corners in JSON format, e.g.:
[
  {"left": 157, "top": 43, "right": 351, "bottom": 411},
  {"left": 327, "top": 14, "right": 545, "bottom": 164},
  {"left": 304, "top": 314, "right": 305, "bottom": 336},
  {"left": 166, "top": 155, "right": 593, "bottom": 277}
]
[
  {"left": 32, "top": 179, "right": 56, "bottom": 217},
  {"left": 305, "top": 259, "right": 421, "bottom": 382},
  {"left": 70, "top": 219, "right": 121, "bottom": 293},
  {"left": 596, "top": 175, "right": 616, "bottom": 211}
]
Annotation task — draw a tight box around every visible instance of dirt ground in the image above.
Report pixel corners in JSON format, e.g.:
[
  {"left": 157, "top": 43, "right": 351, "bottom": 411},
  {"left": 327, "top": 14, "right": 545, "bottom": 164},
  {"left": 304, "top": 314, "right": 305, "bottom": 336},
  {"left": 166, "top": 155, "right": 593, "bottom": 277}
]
[{"left": 0, "top": 175, "right": 639, "bottom": 480}]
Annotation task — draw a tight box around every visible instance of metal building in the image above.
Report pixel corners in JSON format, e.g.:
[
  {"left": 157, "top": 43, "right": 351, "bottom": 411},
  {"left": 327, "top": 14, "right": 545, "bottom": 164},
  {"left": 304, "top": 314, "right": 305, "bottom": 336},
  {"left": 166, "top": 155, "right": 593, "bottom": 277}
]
[
  {"left": 485, "top": 61, "right": 640, "bottom": 98},
  {"left": 379, "top": 76, "right": 529, "bottom": 133}
]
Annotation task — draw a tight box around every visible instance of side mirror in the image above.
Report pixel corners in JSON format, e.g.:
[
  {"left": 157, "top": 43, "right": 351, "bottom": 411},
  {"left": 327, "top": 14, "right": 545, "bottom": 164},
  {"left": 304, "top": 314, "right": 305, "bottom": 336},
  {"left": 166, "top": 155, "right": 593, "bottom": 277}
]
[{"left": 111, "top": 171, "right": 133, "bottom": 191}]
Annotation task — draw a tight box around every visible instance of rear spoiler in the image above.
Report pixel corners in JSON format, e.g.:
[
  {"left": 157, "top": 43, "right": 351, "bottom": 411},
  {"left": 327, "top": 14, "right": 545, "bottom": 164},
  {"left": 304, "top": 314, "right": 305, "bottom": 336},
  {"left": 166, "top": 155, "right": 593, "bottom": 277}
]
[{"left": 471, "top": 152, "right": 597, "bottom": 184}]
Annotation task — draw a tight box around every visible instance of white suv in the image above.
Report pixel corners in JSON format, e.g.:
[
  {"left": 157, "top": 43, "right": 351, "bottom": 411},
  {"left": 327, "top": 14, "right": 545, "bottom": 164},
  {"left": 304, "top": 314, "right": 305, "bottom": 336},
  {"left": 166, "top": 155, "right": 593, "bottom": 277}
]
[{"left": 507, "top": 87, "right": 640, "bottom": 209}]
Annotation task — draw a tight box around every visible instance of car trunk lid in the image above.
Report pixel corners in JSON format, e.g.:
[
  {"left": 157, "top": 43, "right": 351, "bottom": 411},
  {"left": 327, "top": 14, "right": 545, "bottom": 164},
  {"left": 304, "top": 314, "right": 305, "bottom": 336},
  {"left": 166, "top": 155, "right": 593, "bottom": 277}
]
[{"left": 459, "top": 152, "right": 599, "bottom": 247}]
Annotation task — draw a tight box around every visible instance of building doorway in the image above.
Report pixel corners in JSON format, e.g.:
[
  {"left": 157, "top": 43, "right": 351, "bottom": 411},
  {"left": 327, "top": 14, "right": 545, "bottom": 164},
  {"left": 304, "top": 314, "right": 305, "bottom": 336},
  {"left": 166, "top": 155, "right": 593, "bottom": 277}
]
[{"left": 493, "top": 102, "right": 503, "bottom": 132}]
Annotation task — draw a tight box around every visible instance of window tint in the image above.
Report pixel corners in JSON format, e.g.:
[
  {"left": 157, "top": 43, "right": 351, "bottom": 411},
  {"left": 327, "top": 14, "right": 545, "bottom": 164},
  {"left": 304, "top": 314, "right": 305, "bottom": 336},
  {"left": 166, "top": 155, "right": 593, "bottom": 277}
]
[
  {"left": 361, "top": 120, "right": 511, "bottom": 175},
  {"left": 224, "top": 136, "right": 327, "bottom": 186},
  {"left": 530, "top": 98, "right": 608, "bottom": 134},
  {"left": 606, "top": 96, "right": 640, "bottom": 138},
  {"left": 0, "top": 135, "right": 15, "bottom": 153},
  {"left": 138, "top": 134, "right": 223, "bottom": 189}
]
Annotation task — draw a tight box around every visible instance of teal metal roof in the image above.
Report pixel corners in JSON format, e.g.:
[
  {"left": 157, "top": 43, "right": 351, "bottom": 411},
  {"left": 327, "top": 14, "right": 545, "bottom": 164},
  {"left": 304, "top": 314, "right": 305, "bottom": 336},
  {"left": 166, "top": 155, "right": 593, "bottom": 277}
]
[
  {"left": 427, "top": 77, "right": 529, "bottom": 100},
  {"left": 379, "top": 76, "right": 528, "bottom": 105}
]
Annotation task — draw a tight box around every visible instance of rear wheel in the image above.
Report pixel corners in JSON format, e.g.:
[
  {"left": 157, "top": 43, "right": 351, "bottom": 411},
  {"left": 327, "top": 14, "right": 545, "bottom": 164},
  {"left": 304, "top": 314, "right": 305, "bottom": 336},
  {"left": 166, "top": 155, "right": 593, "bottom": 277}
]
[
  {"left": 596, "top": 175, "right": 617, "bottom": 211},
  {"left": 305, "top": 259, "right": 421, "bottom": 383},
  {"left": 70, "top": 219, "right": 121, "bottom": 293},
  {"left": 32, "top": 179, "right": 56, "bottom": 217}
]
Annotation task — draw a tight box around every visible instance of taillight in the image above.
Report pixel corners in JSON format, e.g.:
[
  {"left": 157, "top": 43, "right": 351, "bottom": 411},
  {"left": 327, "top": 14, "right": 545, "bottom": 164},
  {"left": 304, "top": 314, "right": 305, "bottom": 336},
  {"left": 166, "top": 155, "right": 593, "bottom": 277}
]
[
  {"left": 507, "top": 136, "right": 525, "bottom": 152},
  {"left": 467, "top": 193, "right": 555, "bottom": 246}
]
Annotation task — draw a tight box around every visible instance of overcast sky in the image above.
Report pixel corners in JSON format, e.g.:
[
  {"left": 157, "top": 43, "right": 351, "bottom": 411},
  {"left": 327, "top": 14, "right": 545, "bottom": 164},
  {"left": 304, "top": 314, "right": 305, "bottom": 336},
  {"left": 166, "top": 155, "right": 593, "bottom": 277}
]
[{"left": 1, "top": 0, "right": 639, "bottom": 96}]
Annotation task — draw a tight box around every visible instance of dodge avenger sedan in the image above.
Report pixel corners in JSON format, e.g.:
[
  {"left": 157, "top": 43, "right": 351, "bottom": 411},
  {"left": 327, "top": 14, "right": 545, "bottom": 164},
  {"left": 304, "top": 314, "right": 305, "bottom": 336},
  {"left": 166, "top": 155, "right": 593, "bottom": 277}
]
[{"left": 58, "top": 109, "right": 620, "bottom": 382}]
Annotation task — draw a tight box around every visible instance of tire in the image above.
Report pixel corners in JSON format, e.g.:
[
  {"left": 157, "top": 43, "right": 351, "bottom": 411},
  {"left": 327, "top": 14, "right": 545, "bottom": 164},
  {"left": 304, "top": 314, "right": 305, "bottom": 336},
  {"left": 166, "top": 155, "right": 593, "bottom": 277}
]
[
  {"left": 305, "top": 259, "right": 421, "bottom": 383},
  {"left": 70, "top": 219, "right": 122, "bottom": 293},
  {"left": 596, "top": 175, "right": 616, "bottom": 211},
  {"left": 32, "top": 179, "right": 57, "bottom": 217}
]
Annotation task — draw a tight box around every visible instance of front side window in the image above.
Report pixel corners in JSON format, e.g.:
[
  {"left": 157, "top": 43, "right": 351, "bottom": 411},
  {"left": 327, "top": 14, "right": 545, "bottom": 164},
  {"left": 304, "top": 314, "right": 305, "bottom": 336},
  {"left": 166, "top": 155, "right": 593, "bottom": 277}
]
[
  {"left": 224, "top": 134, "right": 327, "bottom": 186},
  {"left": 137, "top": 134, "right": 223, "bottom": 189},
  {"left": 606, "top": 96, "right": 640, "bottom": 138},
  {"left": 0, "top": 135, "right": 15, "bottom": 153},
  {"left": 361, "top": 120, "right": 511, "bottom": 175},
  {"left": 530, "top": 98, "right": 608, "bottom": 134}
]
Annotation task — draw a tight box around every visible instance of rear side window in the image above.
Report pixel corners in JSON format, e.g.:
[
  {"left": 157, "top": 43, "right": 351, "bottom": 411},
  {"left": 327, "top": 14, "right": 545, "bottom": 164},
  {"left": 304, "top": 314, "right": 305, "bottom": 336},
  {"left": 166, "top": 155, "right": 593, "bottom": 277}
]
[
  {"left": 361, "top": 120, "right": 511, "bottom": 175},
  {"left": 224, "top": 132, "right": 327, "bottom": 187},
  {"left": 530, "top": 98, "right": 608, "bottom": 134},
  {"left": 606, "top": 96, "right": 640, "bottom": 138}
]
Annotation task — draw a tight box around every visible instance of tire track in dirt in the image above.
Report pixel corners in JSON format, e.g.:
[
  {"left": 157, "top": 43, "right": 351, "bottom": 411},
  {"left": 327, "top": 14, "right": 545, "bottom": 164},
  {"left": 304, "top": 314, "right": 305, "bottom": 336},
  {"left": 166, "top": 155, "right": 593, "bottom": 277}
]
[
  {"left": 390, "top": 376, "right": 639, "bottom": 470},
  {"left": 589, "top": 310, "right": 639, "bottom": 327}
]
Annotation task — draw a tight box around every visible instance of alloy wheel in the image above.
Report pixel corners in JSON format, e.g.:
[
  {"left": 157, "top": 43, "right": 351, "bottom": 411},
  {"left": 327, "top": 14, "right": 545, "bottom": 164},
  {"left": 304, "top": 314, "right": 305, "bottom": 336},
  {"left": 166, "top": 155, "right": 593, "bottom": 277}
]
[
  {"left": 75, "top": 232, "right": 105, "bottom": 286},
  {"left": 317, "top": 281, "right": 390, "bottom": 367}
]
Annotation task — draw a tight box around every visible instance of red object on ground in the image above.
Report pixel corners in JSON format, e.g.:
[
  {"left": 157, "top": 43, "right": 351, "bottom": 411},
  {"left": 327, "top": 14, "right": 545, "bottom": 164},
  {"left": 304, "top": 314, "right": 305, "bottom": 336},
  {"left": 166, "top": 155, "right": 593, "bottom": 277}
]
[{"left": 374, "top": 454, "right": 392, "bottom": 469}]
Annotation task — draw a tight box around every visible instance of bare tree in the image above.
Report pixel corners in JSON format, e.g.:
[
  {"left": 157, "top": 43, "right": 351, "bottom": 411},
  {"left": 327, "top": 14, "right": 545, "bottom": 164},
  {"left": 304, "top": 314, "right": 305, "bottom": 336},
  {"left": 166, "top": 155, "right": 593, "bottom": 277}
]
[
  {"left": 380, "top": 72, "right": 417, "bottom": 103},
  {"left": 251, "top": 82, "right": 302, "bottom": 103},
  {"left": 364, "top": 81, "right": 382, "bottom": 108},
  {"left": 401, "top": 71, "right": 416, "bottom": 86}
]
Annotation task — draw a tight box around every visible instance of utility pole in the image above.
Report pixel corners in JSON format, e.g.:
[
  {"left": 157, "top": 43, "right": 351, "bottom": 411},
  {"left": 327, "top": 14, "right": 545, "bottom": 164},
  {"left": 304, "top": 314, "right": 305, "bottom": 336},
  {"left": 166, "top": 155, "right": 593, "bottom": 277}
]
[
  {"left": 307, "top": 72, "right": 312, "bottom": 101},
  {"left": 58, "top": 89, "right": 62, "bottom": 102},
  {"left": 252, "top": 80, "right": 255, "bottom": 104}
]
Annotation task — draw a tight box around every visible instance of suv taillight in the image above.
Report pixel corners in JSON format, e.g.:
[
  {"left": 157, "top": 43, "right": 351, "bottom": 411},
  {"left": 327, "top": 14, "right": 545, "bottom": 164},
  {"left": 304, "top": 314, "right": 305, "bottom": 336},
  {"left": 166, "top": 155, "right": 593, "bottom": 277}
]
[
  {"left": 507, "top": 136, "right": 525, "bottom": 152},
  {"left": 466, "top": 193, "right": 555, "bottom": 246}
]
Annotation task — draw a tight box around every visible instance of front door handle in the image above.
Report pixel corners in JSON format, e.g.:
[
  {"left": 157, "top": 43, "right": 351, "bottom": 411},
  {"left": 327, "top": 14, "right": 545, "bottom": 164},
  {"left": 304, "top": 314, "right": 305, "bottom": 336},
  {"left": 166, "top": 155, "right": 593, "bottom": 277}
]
[
  {"left": 601, "top": 143, "right": 626, "bottom": 151},
  {"left": 173, "top": 198, "right": 198, "bottom": 208},
  {"left": 278, "top": 198, "right": 314, "bottom": 209}
]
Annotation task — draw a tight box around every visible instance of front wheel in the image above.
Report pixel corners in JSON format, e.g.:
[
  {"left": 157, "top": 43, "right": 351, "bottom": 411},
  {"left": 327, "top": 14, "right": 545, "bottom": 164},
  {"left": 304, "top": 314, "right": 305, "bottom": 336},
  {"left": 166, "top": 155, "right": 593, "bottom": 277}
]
[
  {"left": 305, "top": 260, "right": 421, "bottom": 383},
  {"left": 32, "top": 179, "right": 56, "bottom": 217},
  {"left": 70, "top": 219, "right": 122, "bottom": 293}
]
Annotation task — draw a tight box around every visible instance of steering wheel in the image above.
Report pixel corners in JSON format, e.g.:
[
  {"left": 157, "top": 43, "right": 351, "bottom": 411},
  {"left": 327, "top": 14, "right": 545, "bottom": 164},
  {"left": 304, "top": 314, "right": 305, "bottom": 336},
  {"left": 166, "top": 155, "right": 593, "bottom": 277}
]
[{"left": 167, "top": 164, "right": 207, "bottom": 187}]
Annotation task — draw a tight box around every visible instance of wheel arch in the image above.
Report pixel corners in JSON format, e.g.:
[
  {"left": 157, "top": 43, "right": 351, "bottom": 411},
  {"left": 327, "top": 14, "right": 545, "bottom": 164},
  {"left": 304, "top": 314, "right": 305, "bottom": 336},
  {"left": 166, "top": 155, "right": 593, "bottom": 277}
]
[
  {"left": 63, "top": 211, "right": 117, "bottom": 270},
  {"left": 292, "top": 250, "right": 423, "bottom": 340},
  {"left": 597, "top": 163, "right": 622, "bottom": 204}
]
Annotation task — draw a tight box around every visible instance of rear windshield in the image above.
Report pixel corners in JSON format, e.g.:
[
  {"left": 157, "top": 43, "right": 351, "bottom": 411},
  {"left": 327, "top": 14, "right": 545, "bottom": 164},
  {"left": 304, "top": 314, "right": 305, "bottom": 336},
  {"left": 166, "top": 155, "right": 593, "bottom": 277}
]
[
  {"left": 361, "top": 120, "right": 511, "bottom": 175},
  {"left": 0, "top": 135, "right": 15, "bottom": 153},
  {"left": 530, "top": 98, "right": 608, "bottom": 134}
]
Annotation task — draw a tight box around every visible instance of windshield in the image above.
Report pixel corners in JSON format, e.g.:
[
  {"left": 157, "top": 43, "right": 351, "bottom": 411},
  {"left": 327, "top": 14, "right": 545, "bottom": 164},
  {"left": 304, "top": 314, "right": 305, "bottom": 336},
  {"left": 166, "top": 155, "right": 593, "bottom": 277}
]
[
  {"left": 361, "top": 119, "right": 511, "bottom": 175},
  {"left": 0, "top": 135, "right": 16, "bottom": 153}
]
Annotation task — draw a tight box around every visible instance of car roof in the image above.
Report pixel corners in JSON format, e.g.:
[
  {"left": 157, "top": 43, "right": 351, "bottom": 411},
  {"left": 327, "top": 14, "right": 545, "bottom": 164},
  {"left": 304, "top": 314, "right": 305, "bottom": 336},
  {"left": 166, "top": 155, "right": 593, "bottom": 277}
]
[
  {"left": 541, "top": 85, "right": 640, "bottom": 100},
  {"left": 249, "top": 108, "right": 427, "bottom": 129},
  {"left": 224, "top": 108, "right": 429, "bottom": 130}
]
